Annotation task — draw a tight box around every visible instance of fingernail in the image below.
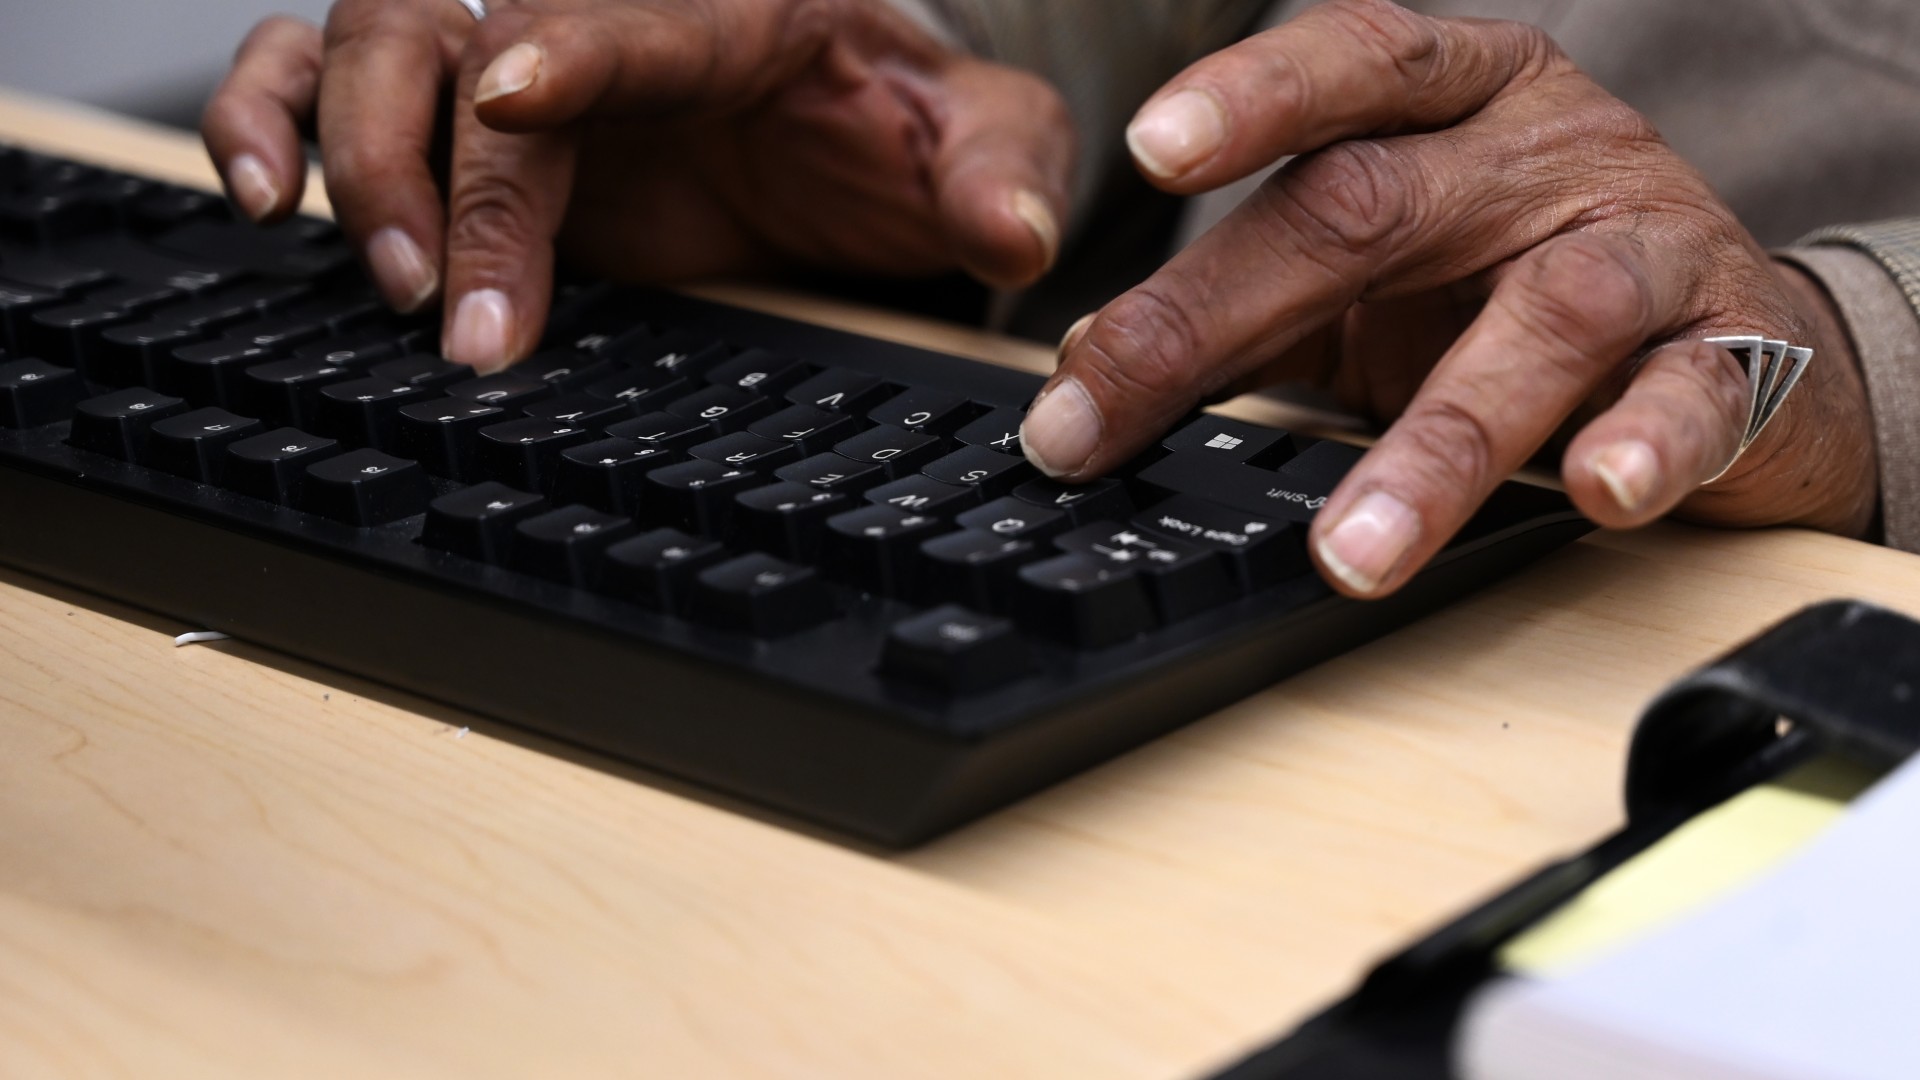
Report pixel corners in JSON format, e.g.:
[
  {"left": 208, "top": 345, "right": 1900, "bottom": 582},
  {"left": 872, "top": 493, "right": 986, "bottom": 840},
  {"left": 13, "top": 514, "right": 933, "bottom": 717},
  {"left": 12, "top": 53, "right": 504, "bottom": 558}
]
[
  {"left": 227, "top": 153, "right": 280, "bottom": 222},
  {"left": 1315, "top": 491, "right": 1421, "bottom": 596},
  {"left": 1591, "top": 439, "right": 1661, "bottom": 513},
  {"left": 475, "top": 42, "right": 543, "bottom": 104},
  {"left": 366, "top": 228, "right": 438, "bottom": 314},
  {"left": 1126, "top": 89, "right": 1227, "bottom": 180},
  {"left": 1011, "top": 189, "right": 1059, "bottom": 274},
  {"left": 1021, "top": 377, "right": 1101, "bottom": 478},
  {"left": 1059, "top": 313, "right": 1096, "bottom": 358},
  {"left": 446, "top": 289, "right": 514, "bottom": 373}
]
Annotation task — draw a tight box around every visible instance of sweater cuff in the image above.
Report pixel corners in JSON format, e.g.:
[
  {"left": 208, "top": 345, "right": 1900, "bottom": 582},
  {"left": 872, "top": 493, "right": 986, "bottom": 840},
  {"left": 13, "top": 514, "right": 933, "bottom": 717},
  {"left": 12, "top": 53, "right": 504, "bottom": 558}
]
[{"left": 1778, "top": 243, "right": 1920, "bottom": 552}]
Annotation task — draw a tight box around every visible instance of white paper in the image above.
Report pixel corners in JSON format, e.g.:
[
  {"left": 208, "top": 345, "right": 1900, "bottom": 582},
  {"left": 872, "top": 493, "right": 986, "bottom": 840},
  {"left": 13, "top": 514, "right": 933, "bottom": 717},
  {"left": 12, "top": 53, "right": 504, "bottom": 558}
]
[{"left": 1460, "top": 753, "right": 1920, "bottom": 1080}]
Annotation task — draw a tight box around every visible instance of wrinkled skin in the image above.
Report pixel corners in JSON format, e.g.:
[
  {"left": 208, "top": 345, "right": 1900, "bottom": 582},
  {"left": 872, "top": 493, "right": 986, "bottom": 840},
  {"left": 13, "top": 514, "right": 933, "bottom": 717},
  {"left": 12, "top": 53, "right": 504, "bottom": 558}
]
[
  {"left": 1021, "top": 0, "right": 1877, "bottom": 598},
  {"left": 201, "top": 0, "right": 1074, "bottom": 370}
]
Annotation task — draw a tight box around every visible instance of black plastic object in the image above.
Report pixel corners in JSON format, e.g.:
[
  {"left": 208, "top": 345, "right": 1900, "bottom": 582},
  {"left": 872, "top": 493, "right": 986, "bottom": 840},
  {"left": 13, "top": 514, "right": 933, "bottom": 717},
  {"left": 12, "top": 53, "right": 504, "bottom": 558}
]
[
  {"left": 1213, "top": 599, "right": 1920, "bottom": 1079},
  {"left": 0, "top": 141, "right": 1593, "bottom": 844}
]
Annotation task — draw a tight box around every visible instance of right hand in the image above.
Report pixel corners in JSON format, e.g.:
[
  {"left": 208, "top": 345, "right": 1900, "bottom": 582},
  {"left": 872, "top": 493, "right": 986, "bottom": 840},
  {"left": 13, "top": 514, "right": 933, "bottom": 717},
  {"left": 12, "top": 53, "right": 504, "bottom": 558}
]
[{"left": 201, "top": 0, "right": 1074, "bottom": 372}]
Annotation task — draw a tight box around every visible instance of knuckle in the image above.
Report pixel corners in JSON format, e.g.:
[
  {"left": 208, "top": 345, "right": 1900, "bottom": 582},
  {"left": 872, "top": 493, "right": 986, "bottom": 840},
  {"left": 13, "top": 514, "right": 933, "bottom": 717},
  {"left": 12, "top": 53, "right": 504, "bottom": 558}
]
[
  {"left": 1394, "top": 394, "right": 1500, "bottom": 492},
  {"left": 1082, "top": 285, "right": 1210, "bottom": 405},
  {"left": 238, "top": 15, "right": 315, "bottom": 60},
  {"left": 1509, "top": 235, "right": 1654, "bottom": 354},
  {"left": 447, "top": 172, "right": 542, "bottom": 255},
  {"left": 1274, "top": 141, "right": 1412, "bottom": 255},
  {"left": 1328, "top": 0, "right": 1441, "bottom": 81}
]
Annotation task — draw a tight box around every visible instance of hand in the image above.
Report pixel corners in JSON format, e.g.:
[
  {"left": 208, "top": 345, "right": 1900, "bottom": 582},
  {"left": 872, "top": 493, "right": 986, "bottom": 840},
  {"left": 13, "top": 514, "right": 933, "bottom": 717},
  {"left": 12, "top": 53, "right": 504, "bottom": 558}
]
[
  {"left": 201, "top": 0, "right": 1073, "bottom": 371},
  {"left": 1019, "top": 0, "right": 1878, "bottom": 599}
]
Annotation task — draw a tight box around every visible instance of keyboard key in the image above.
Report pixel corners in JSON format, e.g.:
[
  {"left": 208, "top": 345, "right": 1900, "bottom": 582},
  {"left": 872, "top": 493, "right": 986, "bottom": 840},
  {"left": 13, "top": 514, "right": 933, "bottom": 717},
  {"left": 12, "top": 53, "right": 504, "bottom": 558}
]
[
  {"left": 1013, "top": 553, "right": 1158, "bottom": 648},
  {"left": 67, "top": 387, "right": 187, "bottom": 460},
  {"left": 1132, "top": 495, "right": 1307, "bottom": 592},
  {"left": 880, "top": 605, "right": 1032, "bottom": 693},
  {"left": 775, "top": 451, "right": 886, "bottom": 493},
  {"left": 747, "top": 404, "right": 864, "bottom": 455},
  {"left": 0, "top": 282, "right": 62, "bottom": 353},
  {"left": 604, "top": 410, "right": 714, "bottom": 450},
  {"left": 1055, "top": 523, "right": 1235, "bottom": 622},
  {"left": 239, "top": 357, "right": 358, "bottom": 428},
  {"left": 298, "top": 448, "right": 433, "bottom": 526},
  {"left": 1011, "top": 476, "right": 1134, "bottom": 524},
  {"left": 704, "top": 348, "right": 809, "bottom": 395},
  {"left": 1136, "top": 452, "right": 1332, "bottom": 524},
  {"left": 913, "top": 530, "right": 1045, "bottom": 611},
  {"left": 820, "top": 505, "right": 947, "bottom": 595},
  {"left": 688, "top": 430, "right": 802, "bottom": 471},
  {"left": 288, "top": 329, "right": 398, "bottom": 369},
  {"left": 1274, "top": 439, "right": 1366, "bottom": 490},
  {"left": 0, "top": 358, "right": 85, "bottom": 428},
  {"left": 522, "top": 393, "right": 630, "bottom": 428},
  {"left": 599, "top": 528, "right": 727, "bottom": 612},
  {"left": 584, "top": 368, "right": 690, "bottom": 410},
  {"left": 511, "top": 505, "right": 638, "bottom": 585},
  {"left": 1160, "top": 415, "right": 1299, "bottom": 464},
  {"left": 473, "top": 417, "right": 597, "bottom": 491},
  {"left": 832, "top": 424, "right": 946, "bottom": 478},
  {"left": 785, "top": 368, "right": 893, "bottom": 414},
  {"left": 864, "top": 474, "right": 980, "bottom": 517},
  {"left": 666, "top": 385, "right": 778, "bottom": 432},
  {"left": 867, "top": 387, "right": 975, "bottom": 434},
  {"left": 222, "top": 316, "right": 324, "bottom": 352},
  {"left": 687, "top": 553, "right": 837, "bottom": 637},
  {"left": 24, "top": 302, "right": 132, "bottom": 370},
  {"left": 550, "top": 437, "right": 678, "bottom": 513},
  {"left": 419, "top": 481, "right": 549, "bottom": 563},
  {"left": 513, "top": 349, "right": 615, "bottom": 392},
  {"left": 94, "top": 319, "right": 207, "bottom": 386},
  {"left": 448, "top": 370, "right": 554, "bottom": 410},
  {"left": 728, "top": 481, "right": 850, "bottom": 560},
  {"left": 954, "top": 408, "right": 1026, "bottom": 455},
  {"left": 221, "top": 428, "right": 340, "bottom": 504},
  {"left": 955, "top": 496, "right": 1069, "bottom": 542},
  {"left": 159, "top": 340, "right": 280, "bottom": 406},
  {"left": 641, "top": 460, "right": 767, "bottom": 535},
  {"left": 313, "top": 377, "right": 431, "bottom": 449},
  {"left": 143, "top": 407, "right": 264, "bottom": 482},
  {"left": 372, "top": 353, "right": 470, "bottom": 392},
  {"left": 616, "top": 333, "right": 727, "bottom": 378},
  {"left": 0, "top": 255, "right": 114, "bottom": 296},
  {"left": 921, "top": 444, "right": 1034, "bottom": 496}
]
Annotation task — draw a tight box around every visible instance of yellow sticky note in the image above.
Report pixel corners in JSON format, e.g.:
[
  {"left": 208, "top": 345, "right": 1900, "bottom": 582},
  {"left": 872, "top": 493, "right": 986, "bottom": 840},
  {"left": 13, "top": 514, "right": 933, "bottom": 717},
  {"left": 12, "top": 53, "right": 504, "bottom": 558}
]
[{"left": 1499, "top": 757, "right": 1880, "bottom": 976}]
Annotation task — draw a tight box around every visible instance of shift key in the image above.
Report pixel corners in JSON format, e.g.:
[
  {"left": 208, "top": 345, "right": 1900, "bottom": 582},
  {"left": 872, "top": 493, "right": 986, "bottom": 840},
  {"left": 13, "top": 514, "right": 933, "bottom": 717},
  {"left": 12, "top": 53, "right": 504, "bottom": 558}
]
[{"left": 1136, "top": 452, "right": 1335, "bottom": 524}]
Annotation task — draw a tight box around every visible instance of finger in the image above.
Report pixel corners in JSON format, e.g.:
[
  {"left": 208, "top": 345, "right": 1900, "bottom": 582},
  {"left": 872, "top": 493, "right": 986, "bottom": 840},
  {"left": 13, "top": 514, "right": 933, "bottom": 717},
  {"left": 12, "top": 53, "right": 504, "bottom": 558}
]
[
  {"left": 316, "top": 0, "right": 459, "bottom": 313},
  {"left": 1021, "top": 125, "right": 1574, "bottom": 480},
  {"left": 201, "top": 17, "right": 323, "bottom": 223},
  {"left": 464, "top": 1, "right": 845, "bottom": 129},
  {"left": 439, "top": 37, "right": 580, "bottom": 373},
  {"left": 1561, "top": 340, "right": 1749, "bottom": 529},
  {"left": 1308, "top": 232, "right": 1696, "bottom": 598},
  {"left": 1125, "top": 0, "right": 1562, "bottom": 191},
  {"left": 929, "top": 58, "right": 1075, "bottom": 289}
]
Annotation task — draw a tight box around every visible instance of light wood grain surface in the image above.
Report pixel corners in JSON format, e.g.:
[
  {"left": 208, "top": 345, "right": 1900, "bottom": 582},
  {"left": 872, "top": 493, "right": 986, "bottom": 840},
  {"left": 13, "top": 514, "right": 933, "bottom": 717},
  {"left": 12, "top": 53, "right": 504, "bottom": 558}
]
[{"left": 3, "top": 88, "right": 1917, "bottom": 1080}]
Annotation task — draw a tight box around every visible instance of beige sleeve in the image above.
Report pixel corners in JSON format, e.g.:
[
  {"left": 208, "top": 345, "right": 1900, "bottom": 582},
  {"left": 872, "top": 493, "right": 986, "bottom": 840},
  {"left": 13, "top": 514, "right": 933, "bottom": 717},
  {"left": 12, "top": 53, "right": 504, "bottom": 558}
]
[{"left": 1781, "top": 220, "right": 1920, "bottom": 552}]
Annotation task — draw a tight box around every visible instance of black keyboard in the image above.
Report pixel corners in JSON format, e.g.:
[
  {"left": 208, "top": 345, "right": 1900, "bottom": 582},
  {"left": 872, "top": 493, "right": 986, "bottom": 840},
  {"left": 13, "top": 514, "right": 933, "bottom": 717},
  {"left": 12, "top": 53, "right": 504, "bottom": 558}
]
[{"left": 0, "top": 143, "right": 1592, "bottom": 844}]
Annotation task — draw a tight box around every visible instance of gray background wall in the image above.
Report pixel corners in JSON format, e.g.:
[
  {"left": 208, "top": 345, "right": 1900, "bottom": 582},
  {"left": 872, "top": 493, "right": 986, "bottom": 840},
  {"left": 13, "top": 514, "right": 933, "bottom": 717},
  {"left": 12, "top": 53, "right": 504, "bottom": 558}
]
[{"left": 0, "top": 0, "right": 332, "bottom": 128}]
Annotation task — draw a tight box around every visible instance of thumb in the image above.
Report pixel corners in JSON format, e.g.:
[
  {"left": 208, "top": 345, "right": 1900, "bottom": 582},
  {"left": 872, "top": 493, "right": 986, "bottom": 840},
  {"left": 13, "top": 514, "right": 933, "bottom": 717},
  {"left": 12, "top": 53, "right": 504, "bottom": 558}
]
[{"left": 929, "top": 58, "right": 1077, "bottom": 289}]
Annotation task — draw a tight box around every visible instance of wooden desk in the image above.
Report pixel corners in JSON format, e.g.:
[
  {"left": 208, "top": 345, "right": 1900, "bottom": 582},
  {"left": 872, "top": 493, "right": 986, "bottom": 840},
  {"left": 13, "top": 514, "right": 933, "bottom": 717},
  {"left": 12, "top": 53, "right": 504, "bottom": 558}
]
[{"left": 4, "top": 90, "right": 1917, "bottom": 1079}]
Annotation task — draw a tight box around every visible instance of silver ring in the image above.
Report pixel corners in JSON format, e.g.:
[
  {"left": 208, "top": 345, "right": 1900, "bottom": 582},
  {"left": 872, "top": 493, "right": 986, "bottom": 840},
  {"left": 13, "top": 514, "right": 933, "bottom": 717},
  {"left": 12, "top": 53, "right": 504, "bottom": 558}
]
[
  {"left": 451, "top": 0, "right": 487, "bottom": 19},
  {"left": 1702, "top": 335, "right": 1814, "bottom": 484}
]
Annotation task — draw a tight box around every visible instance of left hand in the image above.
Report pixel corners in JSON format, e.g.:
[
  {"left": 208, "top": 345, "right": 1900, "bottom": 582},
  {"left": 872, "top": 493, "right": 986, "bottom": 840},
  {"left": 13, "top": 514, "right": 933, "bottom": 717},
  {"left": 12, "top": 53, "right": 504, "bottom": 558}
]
[{"left": 1018, "top": 0, "right": 1878, "bottom": 599}]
